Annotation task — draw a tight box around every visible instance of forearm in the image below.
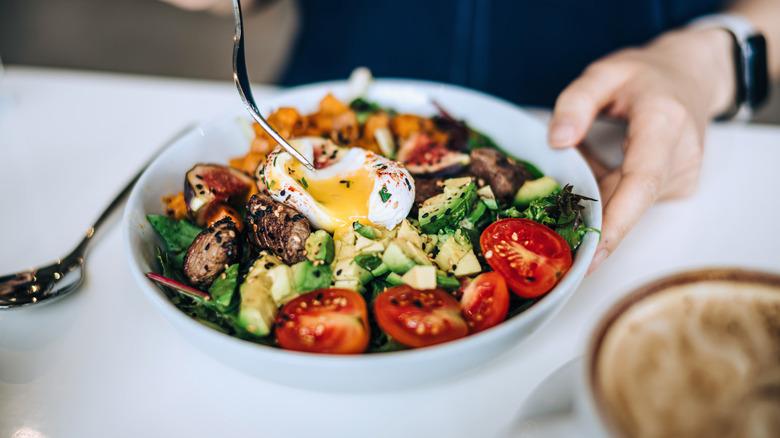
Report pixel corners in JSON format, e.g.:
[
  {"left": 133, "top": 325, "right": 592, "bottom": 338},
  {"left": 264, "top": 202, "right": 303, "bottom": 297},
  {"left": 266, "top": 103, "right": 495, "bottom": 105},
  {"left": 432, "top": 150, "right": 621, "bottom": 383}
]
[{"left": 726, "top": 0, "right": 780, "bottom": 79}]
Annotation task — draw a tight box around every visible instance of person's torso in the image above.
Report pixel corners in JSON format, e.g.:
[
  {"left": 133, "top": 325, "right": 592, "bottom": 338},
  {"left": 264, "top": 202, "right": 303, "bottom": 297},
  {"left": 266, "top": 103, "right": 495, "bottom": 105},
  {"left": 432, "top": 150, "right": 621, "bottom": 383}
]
[{"left": 280, "top": 0, "right": 723, "bottom": 106}]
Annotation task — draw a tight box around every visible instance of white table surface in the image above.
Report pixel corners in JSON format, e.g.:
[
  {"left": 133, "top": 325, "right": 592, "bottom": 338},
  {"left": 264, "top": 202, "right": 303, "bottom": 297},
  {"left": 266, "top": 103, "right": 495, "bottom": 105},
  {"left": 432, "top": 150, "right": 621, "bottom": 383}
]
[{"left": 1, "top": 66, "right": 779, "bottom": 438}]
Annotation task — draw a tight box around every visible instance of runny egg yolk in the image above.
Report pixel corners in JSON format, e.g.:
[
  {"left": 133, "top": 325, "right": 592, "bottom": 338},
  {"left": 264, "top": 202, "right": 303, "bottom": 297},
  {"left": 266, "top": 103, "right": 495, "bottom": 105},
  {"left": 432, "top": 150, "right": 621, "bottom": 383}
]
[{"left": 288, "top": 162, "right": 374, "bottom": 228}]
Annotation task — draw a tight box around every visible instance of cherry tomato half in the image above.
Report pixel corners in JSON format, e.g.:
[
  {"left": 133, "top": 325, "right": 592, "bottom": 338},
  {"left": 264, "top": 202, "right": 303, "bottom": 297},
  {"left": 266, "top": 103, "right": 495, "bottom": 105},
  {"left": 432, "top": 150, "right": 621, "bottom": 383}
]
[
  {"left": 480, "top": 218, "right": 572, "bottom": 298},
  {"left": 374, "top": 286, "right": 468, "bottom": 348},
  {"left": 275, "top": 288, "right": 370, "bottom": 354},
  {"left": 460, "top": 272, "right": 510, "bottom": 333}
]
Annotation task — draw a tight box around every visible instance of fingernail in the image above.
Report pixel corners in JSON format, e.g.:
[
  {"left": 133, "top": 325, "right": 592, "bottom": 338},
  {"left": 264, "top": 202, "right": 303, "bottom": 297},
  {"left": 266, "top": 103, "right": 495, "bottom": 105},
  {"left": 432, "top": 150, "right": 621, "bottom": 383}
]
[
  {"left": 549, "top": 120, "right": 576, "bottom": 147},
  {"left": 587, "top": 249, "right": 609, "bottom": 276}
]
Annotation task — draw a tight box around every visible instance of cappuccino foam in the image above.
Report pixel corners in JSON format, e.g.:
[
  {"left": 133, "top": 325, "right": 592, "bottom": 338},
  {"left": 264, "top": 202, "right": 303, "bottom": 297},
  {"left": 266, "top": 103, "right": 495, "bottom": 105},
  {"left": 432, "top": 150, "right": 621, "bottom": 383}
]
[{"left": 595, "top": 281, "right": 780, "bottom": 438}]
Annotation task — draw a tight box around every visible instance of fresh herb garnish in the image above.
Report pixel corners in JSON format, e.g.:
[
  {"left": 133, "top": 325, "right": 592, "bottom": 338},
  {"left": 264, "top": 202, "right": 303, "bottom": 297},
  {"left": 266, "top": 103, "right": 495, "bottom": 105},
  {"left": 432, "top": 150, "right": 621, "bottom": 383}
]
[
  {"left": 300, "top": 177, "right": 308, "bottom": 188},
  {"left": 379, "top": 185, "right": 391, "bottom": 202}
]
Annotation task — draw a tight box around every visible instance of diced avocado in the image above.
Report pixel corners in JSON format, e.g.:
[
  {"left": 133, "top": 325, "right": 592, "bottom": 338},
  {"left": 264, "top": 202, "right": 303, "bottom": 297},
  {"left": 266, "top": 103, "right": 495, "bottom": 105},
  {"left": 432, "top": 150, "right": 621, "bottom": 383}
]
[
  {"left": 421, "top": 233, "right": 438, "bottom": 255},
  {"left": 443, "top": 176, "right": 475, "bottom": 189},
  {"left": 386, "top": 272, "right": 405, "bottom": 286},
  {"left": 514, "top": 176, "right": 559, "bottom": 208},
  {"left": 332, "top": 258, "right": 373, "bottom": 286},
  {"left": 333, "top": 279, "right": 364, "bottom": 293},
  {"left": 305, "top": 230, "right": 335, "bottom": 264},
  {"left": 476, "top": 185, "right": 499, "bottom": 210},
  {"left": 401, "top": 265, "right": 437, "bottom": 290},
  {"left": 237, "top": 253, "right": 283, "bottom": 337},
  {"left": 435, "top": 230, "right": 473, "bottom": 272},
  {"left": 398, "top": 237, "right": 432, "bottom": 266},
  {"left": 352, "top": 221, "right": 377, "bottom": 239},
  {"left": 418, "top": 181, "right": 478, "bottom": 234},
  {"left": 292, "top": 260, "right": 332, "bottom": 294},
  {"left": 266, "top": 264, "right": 297, "bottom": 305},
  {"left": 382, "top": 241, "right": 417, "bottom": 274},
  {"left": 436, "top": 270, "right": 461, "bottom": 291},
  {"left": 397, "top": 219, "right": 424, "bottom": 246},
  {"left": 453, "top": 250, "right": 482, "bottom": 277},
  {"left": 393, "top": 219, "right": 433, "bottom": 265},
  {"left": 237, "top": 283, "right": 277, "bottom": 338},
  {"left": 354, "top": 253, "right": 390, "bottom": 277},
  {"left": 355, "top": 234, "right": 385, "bottom": 254}
]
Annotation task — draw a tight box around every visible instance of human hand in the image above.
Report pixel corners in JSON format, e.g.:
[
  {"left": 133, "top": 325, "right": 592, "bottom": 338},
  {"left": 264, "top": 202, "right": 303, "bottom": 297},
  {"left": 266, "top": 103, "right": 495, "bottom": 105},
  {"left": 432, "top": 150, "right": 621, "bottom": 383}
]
[{"left": 548, "top": 28, "right": 736, "bottom": 273}]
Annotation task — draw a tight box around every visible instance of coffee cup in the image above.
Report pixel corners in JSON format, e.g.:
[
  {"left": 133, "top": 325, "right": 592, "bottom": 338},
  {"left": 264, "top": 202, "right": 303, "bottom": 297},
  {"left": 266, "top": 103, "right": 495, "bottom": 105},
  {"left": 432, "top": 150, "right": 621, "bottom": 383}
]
[{"left": 514, "top": 267, "right": 780, "bottom": 438}]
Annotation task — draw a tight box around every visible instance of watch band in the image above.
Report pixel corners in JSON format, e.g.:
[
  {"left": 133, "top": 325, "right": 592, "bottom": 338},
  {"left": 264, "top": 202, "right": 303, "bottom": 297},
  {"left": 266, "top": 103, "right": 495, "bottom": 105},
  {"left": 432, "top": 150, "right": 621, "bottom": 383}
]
[{"left": 688, "top": 13, "right": 770, "bottom": 120}]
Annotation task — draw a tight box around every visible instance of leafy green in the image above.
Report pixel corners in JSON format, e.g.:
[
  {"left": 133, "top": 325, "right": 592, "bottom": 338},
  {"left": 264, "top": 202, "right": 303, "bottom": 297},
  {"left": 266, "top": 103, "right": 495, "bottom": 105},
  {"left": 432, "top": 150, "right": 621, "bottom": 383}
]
[
  {"left": 520, "top": 185, "right": 600, "bottom": 252},
  {"left": 208, "top": 264, "right": 240, "bottom": 312},
  {"left": 147, "top": 215, "right": 202, "bottom": 269}
]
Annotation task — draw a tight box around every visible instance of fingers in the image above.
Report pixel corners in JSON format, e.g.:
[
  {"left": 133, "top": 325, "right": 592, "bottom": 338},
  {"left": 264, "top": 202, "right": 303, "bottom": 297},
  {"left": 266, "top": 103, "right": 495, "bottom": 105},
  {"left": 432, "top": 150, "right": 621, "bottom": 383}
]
[
  {"left": 587, "top": 96, "right": 686, "bottom": 274},
  {"left": 548, "top": 63, "right": 632, "bottom": 149}
]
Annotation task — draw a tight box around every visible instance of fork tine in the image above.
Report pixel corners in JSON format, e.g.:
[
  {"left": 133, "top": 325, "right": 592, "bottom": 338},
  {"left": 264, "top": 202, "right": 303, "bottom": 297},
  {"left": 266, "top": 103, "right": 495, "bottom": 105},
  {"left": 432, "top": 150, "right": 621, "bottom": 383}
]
[{"left": 231, "top": 0, "right": 316, "bottom": 171}]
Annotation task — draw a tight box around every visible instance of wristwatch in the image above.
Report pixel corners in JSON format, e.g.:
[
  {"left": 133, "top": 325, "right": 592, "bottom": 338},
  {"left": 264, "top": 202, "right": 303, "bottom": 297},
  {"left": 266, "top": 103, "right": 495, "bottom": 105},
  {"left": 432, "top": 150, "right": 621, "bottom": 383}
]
[{"left": 689, "top": 13, "right": 770, "bottom": 120}]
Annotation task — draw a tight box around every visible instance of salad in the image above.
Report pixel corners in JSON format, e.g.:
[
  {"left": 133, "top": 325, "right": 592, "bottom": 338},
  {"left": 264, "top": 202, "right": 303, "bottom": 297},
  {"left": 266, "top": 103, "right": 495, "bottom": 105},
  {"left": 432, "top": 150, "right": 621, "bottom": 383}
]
[{"left": 146, "top": 91, "right": 598, "bottom": 354}]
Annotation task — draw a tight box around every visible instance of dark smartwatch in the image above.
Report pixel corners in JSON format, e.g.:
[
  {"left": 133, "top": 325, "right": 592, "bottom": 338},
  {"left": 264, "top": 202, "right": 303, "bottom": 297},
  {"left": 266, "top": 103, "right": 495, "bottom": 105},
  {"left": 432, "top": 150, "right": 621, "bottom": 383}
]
[{"left": 689, "top": 13, "right": 770, "bottom": 120}]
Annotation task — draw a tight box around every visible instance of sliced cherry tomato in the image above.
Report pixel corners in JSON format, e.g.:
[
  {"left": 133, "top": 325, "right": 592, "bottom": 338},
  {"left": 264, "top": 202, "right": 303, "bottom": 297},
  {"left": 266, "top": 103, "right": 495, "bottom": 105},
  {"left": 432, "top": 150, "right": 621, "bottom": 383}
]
[
  {"left": 374, "top": 286, "right": 468, "bottom": 348},
  {"left": 275, "top": 288, "right": 370, "bottom": 354},
  {"left": 480, "top": 218, "right": 572, "bottom": 298},
  {"left": 460, "top": 272, "right": 510, "bottom": 333}
]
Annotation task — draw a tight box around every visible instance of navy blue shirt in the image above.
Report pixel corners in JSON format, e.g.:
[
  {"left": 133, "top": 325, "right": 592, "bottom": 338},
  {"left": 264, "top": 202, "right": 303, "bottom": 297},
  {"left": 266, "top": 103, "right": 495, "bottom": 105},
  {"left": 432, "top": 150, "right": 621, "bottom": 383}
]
[{"left": 280, "top": 0, "right": 724, "bottom": 107}]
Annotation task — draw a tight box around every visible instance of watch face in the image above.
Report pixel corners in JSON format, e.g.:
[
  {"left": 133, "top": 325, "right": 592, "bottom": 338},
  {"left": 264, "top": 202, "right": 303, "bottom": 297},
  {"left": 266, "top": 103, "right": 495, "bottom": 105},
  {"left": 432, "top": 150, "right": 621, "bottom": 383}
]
[{"left": 746, "top": 34, "right": 770, "bottom": 109}]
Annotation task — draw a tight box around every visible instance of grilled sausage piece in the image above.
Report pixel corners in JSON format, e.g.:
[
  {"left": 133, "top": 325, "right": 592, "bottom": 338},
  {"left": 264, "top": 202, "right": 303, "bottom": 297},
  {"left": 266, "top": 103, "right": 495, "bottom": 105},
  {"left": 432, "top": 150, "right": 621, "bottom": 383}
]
[
  {"left": 468, "top": 148, "right": 534, "bottom": 205},
  {"left": 245, "top": 194, "right": 310, "bottom": 265},
  {"left": 182, "top": 217, "right": 241, "bottom": 288}
]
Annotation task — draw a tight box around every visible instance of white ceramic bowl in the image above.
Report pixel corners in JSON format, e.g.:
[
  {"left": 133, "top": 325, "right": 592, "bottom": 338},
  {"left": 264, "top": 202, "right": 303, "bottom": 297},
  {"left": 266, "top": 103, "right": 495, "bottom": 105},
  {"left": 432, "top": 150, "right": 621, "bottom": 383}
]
[{"left": 122, "top": 79, "right": 602, "bottom": 392}]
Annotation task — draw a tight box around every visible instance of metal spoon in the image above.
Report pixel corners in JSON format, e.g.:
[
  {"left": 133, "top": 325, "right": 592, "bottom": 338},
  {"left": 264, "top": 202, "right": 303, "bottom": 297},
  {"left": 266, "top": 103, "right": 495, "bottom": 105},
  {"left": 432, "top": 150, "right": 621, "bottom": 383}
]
[
  {"left": 0, "top": 126, "right": 194, "bottom": 309},
  {"left": 231, "top": 0, "right": 315, "bottom": 171}
]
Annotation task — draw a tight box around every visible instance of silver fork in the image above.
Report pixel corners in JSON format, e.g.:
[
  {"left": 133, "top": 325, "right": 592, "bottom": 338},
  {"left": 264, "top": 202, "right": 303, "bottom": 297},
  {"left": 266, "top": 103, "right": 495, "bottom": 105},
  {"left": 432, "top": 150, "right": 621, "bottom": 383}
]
[
  {"left": 231, "top": 0, "right": 315, "bottom": 171},
  {"left": 0, "top": 125, "right": 194, "bottom": 309}
]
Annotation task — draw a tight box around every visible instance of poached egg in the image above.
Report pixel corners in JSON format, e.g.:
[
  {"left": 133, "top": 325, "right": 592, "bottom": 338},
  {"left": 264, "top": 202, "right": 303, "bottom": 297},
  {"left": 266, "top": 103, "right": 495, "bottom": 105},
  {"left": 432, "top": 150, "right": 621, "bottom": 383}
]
[{"left": 260, "top": 137, "right": 415, "bottom": 233}]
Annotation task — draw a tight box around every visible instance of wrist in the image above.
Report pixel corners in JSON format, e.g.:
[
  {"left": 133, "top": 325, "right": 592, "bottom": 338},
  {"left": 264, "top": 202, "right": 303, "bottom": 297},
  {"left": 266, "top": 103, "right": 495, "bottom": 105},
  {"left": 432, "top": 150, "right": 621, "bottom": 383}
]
[{"left": 694, "top": 28, "right": 739, "bottom": 119}]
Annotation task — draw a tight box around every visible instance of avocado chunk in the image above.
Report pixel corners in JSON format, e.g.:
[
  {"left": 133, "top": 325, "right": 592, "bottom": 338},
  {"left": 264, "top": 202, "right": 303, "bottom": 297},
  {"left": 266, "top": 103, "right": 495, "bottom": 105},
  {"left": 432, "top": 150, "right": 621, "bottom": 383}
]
[
  {"left": 382, "top": 242, "right": 417, "bottom": 274},
  {"left": 476, "top": 185, "right": 499, "bottom": 210},
  {"left": 386, "top": 272, "right": 405, "bottom": 286},
  {"left": 305, "top": 230, "right": 335, "bottom": 264},
  {"left": 514, "top": 176, "right": 559, "bottom": 208},
  {"left": 292, "top": 260, "right": 332, "bottom": 293},
  {"left": 332, "top": 258, "right": 373, "bottom": 286},
  {"left": 266, "top": 264, "right": 297, "bottom": 305},
  {"left": 435, "top": 230, "right": 473, "bottom": 272},
  {"left": 401, "top": 265, "right": 437, "bottom": 290},
  {"left": 418, "top": 179, "right": 479, "bottom": 234},
  {"left": 436, "top": 270, "right": 461, "bottom": 291},
  {"left": 237, "top": 253, "right": 287, "bottom": 337},
  {"left": 453, "top": 250, "right": 482, "bottom": 277}
]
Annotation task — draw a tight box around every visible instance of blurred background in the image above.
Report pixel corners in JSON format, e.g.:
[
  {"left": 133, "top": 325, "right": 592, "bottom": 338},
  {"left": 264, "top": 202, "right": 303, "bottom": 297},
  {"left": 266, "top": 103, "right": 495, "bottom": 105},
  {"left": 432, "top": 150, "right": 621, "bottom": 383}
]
[{"left": 1, "top": 0, "right": 778, "bottom": 124}]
